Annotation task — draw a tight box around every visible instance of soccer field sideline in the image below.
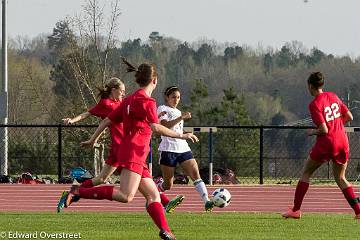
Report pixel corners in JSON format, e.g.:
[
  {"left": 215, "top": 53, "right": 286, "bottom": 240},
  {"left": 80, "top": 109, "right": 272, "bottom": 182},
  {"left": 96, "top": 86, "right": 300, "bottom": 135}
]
[{"left": 0, "top": 184, "right": 356, "bottom": 214}]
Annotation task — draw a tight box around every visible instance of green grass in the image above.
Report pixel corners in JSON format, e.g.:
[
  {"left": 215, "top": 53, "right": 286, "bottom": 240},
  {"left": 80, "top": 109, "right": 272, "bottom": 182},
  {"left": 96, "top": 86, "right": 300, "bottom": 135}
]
[{"left": 0, "top": 212, "right": 359, "bottom": 240}]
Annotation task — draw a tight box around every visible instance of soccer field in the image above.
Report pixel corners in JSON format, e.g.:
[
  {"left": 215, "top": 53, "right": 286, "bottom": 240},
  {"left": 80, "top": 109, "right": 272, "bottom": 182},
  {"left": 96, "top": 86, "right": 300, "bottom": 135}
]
[{"left": 0, "top": 212, "right": 358, "bottom": 240}]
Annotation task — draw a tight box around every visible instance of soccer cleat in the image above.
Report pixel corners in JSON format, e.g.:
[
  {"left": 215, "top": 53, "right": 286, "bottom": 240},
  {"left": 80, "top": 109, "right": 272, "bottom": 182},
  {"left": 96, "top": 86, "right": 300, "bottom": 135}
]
[
  {"left": 57, "top": 191, "right": 69, "bottom": 213},
  {"left": 282, "top": 207, "right": 302, "bottom": 219},
  {"left": 205, "top": 200, "right": 215, "bottom": 212},
  {"left": 159, "top": 229, "right": 176, "bottom": 240},
  {"left": 166, "top": 195, "right": 185, "bottom": 213}
]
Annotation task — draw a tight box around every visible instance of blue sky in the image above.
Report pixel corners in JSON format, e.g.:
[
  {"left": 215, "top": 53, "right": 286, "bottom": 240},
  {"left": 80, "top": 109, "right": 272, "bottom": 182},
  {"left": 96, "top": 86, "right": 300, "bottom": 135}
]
[{"left": 6, "top": 0, "right": 360, "bottom": 57}]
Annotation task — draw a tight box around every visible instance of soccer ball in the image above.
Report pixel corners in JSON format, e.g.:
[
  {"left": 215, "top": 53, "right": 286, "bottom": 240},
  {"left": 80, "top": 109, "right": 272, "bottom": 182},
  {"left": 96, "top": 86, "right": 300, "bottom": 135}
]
[{"left": 212, "top": 188, "right": 231, "bottom": 208}]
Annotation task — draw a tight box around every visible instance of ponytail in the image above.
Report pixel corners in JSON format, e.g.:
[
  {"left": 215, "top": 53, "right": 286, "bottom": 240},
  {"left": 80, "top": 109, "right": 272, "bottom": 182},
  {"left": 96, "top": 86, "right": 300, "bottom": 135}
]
[
  {"left": 121, "top": 57, "right": 138, "bottom": 73},
  {"left": 121, "top": 57, "right": 158, "bottom": 87}
]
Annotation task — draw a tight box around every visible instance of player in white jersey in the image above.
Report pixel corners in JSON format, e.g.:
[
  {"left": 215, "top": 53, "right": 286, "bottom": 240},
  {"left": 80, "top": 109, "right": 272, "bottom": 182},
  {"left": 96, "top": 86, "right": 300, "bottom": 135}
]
[{"left": 156, "top": 86, "right": 214, "bottom": 212}]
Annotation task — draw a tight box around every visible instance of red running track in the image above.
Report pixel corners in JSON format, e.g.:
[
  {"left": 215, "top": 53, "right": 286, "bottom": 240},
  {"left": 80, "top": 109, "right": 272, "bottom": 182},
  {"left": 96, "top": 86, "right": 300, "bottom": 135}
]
[{"left": 0, "top": 184, "right": 357, "bottom": 213}]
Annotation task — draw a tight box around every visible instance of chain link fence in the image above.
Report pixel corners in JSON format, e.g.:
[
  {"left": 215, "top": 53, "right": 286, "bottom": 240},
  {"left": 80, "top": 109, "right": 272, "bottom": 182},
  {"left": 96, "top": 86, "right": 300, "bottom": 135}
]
[{"left": 1, "top": 125, "right": 360, "bottom": 184}]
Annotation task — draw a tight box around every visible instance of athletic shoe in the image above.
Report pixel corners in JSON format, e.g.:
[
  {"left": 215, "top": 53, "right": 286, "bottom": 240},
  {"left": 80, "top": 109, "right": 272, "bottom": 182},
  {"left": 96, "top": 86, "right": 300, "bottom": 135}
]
[
  {"left": 56, "top": 191, "right": 69, "bottom": 213},
  {"left": 159, "top": 229, "right": 176, "bottom": 240},
  {"left": 205, "top": 200, "right": 215, "bottom": 212},
  {"left": 166, "top": 195, "right": 185, "bottom": 213},
  {"left": 282, "top": 207, "right": 302, "bottom": 219},
  {"left": 355, "top": 214, "right": 360, "bottom": 219}
]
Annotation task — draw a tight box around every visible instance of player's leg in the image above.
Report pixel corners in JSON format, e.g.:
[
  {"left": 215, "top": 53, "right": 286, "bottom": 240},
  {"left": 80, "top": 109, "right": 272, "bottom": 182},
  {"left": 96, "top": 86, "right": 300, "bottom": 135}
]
[
  {"left": 332, "top": 161, "right": 360, "bottom": 218},
  {"left": 180, "top": 156, "right": 213, "bottom": 212},
  {"left": 80, "top": 164, "right": 117, "bottom": 188},
  {"left": 283, "top": 156, "right": 323, "bottom": 218},
  {"left": 158, "top": 151, "right": 176, "bottom": 191},
  {"left": 160, "top": 164, "right": 175, "bottom": 191},
  {"left": 159, "top": 164, "right": 184, "bottom": 213},
  {"left": 138, "top": 176, "right": 176, "bottom": 240},
  {"left": 60, "top": 164, "right": 118, "bottom": 210},
  {"left": 60, "top": 168, "right": 141, "bottom": 209}
]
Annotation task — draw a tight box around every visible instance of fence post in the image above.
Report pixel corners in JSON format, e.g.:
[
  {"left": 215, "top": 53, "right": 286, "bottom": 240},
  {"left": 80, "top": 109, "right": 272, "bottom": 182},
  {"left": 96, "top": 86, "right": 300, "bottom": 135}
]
[
  {"left": 149, "top": 138, "right": 153, "bottom": 176},
  {"left": 260, "top": 127, "right": 264, "bottom": 184},
  {"left": 57, "top": 126, "right": 62, "bottom": 181},
  {"left": 209, "top": 128, "right": 213, "bottom": 185},
  {"left": 93, "top": 143, "right": 104, "bottom": 175}
]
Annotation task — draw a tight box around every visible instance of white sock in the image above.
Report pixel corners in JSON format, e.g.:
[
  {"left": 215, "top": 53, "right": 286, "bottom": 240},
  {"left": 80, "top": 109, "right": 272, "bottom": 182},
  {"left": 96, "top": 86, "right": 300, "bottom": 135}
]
[{"left": 193, "top": 179, "right": 209, "bottom": 203}]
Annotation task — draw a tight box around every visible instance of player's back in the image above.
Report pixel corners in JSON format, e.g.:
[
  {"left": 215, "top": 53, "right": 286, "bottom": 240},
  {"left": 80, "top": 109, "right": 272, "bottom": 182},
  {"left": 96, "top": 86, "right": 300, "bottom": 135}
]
[
  {"left": 311, "top": 92, "right": 346, "bottom": 134},
  {"left": 309, "top": 92, "right": 349, "bottom": 153},
  {"left": 121, "top": 89, "right": 156, "bottom": 136}
]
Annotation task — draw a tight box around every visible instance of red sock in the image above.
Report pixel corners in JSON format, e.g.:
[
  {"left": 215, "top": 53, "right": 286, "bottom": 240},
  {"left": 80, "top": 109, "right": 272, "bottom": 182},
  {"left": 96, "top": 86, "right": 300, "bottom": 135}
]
[
  {"left": 78, "top": 186, "right": 113, "bottom": 200},
  {"left": 160, "top": 192, "right": 170, "bottom": 207},
  {"left": 147, "top": 202, "right": 171, "bottom": 232},
  {"left": 293, "top": 181, "right": 309, "bottom": 211},
  {"left": 80, "top": 179, "right": 94, "bottom": 188},
  {"left": 342, "top": 186, "right": 360, "bottom": 215}
]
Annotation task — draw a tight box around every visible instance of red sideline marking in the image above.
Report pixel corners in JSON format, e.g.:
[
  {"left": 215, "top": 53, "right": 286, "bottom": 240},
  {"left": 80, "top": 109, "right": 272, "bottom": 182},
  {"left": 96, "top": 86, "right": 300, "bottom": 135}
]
[{"left": 0, "top": 184, "right": 356, "bottom": 214}]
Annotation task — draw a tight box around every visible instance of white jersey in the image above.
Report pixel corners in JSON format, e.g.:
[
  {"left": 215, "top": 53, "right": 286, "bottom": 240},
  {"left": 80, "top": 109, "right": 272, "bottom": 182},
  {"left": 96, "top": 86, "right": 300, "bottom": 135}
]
[{"left": 157, "top": 105, "right": 191, "bottom": 153}]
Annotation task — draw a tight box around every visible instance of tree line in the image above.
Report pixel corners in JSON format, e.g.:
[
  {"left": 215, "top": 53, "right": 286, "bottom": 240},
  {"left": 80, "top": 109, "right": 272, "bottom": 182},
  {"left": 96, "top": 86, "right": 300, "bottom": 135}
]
[
  {"left": 7, "top": 32, "right": 360, "bottom": 127},
  {"left": 4, "top": 0, "right": 360, "bottom": 176}
]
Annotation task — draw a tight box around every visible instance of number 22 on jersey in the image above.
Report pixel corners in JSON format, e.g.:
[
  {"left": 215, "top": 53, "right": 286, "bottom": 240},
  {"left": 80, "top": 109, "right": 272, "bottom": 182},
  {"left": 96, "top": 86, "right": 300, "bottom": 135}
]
[{"left": 324, "top": 103, "right": 340, "bottom": 122}]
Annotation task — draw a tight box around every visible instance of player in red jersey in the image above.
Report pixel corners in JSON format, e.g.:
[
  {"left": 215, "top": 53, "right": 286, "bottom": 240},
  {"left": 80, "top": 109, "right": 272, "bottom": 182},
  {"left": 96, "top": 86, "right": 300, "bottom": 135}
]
[
  {"left": 57, "top": 78, "right": 125, "bottom": 212},
  {"left": 59, "top": 59, "right": 198, "bottom": 240},
  {"left": 61, "top": 77, "right": 125, "bottom": 185},
  {"left": 282, "top": 72, "right": 360, "bottom": 219},
  {"left": 57, "top": 77, "right": 180, "bottom": 213}
]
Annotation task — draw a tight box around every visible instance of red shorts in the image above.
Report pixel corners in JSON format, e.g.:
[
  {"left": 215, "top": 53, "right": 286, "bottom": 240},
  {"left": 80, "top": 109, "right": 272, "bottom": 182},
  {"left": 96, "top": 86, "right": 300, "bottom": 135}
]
[
  {"left": 310, "top": 146, "right": 349, "bottom": 165},
  {"left": 116, "top": 162, "right": 152, "bottom": 178},
  {"left": 105, "top": 150, "right": 120, "bottom": 167},
  {"left": 104, "top": 148, "right": 120, "bottom": 167}
]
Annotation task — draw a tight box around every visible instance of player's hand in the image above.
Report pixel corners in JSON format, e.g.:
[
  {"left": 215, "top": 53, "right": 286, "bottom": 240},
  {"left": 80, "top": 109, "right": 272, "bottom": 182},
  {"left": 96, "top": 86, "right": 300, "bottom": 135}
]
[
  {"left": 62, "top": 118, "right": 73, "bottom": 125},
  {"left": 181, "top": 112, "right": 192, "bottom": 120},
  {"left": 306, "top": 129, "right": 315, "bottom": 136},
  {"left": 158, "top": 111, "right": 167, "bottom": 118},
  {"left": 80, "top": 140, "right": 96, "bottom": 148},
  {"left": 181, "top": 133, "right": 199, "bottom": 143}
]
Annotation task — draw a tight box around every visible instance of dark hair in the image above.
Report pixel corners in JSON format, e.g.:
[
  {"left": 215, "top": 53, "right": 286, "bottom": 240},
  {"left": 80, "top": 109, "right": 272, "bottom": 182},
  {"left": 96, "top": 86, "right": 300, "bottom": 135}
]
[
  {"left": 97, "top": 77, "right": 124, "bottom": 99},
  {"left": 121, "top": 57, "right": 157, "bottom": 87},
  {"left": 164, "top": 86, "right": 180, "bottom": 97},
  {"left": 307, "top": 72, "right": 324, "bottom": 89}
]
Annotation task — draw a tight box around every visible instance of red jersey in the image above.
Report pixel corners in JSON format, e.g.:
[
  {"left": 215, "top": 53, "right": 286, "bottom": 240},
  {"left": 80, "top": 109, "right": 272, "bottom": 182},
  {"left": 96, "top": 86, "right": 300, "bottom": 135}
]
[
  {"left": 309, "top": 92, "right": 349, "bottom": 158},
  {"left": 88, "top": 98, "right": 124, "bottom": 148},
  {"left": 108, "top": 89, "right": 159, "bottom": 167}
]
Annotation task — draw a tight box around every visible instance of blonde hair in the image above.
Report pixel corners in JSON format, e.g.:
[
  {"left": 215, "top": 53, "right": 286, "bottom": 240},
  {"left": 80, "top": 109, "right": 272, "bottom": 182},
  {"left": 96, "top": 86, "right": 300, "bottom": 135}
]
[{"left": 97, "top": 77, "right": 124, "bottom": 99}]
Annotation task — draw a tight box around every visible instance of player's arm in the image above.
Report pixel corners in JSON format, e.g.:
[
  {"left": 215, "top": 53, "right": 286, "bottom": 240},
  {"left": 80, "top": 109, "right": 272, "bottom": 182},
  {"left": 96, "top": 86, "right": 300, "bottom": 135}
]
[
  {"left": 308, "top": 123, "right": 328, "bottom": 136},
  {"left": 160, "top": 112, "right": 192, "bottom": 128},
  {"left": 342, "top": 111, "right": 353, "bottom": 124},
  {"left": 62, "top": 112, "right": 91, "bottom": 125},
  {"left": 80, "top": 117, "right": 111, "bottom": 147},
  {"left": 150, "top": 123, "right": 199, "bottom": 143}
]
